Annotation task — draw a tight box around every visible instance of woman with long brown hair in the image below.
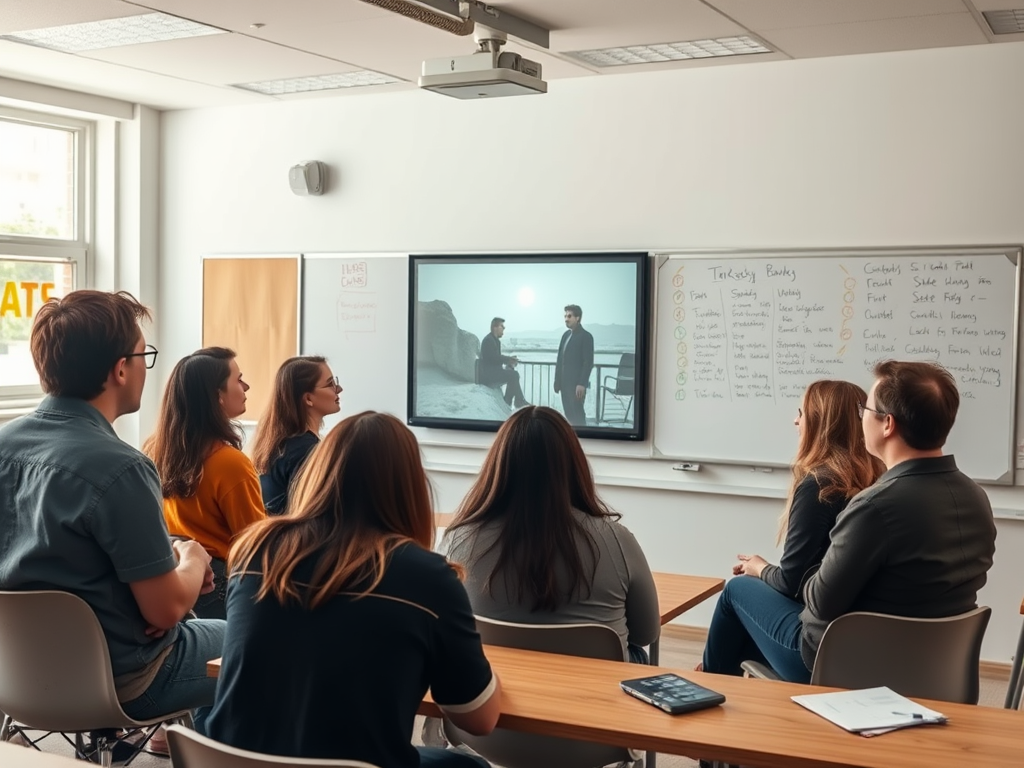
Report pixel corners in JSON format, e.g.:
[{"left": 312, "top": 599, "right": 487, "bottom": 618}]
[
  {"left": 443, "top": 405, "right": 659, "bottom": 663},
  {"left": 206, "top": 412, "right": 500, "bottom": 768},
  {"left": 145, "top": 347, "right": 265, "bottom": 620},
  {"left": 700, "top": 380, "right": 884, "bottom": 683},
  {"left": 250, "top": 355, "right": 342, "bottom": 514}
]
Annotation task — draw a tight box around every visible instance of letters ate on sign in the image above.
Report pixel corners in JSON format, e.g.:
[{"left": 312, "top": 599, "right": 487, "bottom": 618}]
[{"left": 0, "top": 281, "right": 55, "bottom": 318}]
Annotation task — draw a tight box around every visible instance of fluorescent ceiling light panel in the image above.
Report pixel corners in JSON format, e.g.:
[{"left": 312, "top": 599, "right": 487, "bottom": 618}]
[
  {"left": 0, "top": 13, "right": 226, "bottom": 53},
  {"left": 232, "top": 72, "right": 402, "bottom": 95},
  {"left": 568, "top": 36, "right": 771, "bottom": 67},
  {"left": 983, "top": 10, "right": 1024, "bottom": 35}
]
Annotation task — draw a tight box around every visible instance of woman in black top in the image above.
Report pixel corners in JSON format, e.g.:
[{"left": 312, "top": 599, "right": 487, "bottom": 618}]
[
  {"left": 251, "top": 356, "right": 341, "bottom": 514},
  {"left": 701, "top": 380, "right": 883, "bottom": 682},
  {"left": 207, "top": 412, "right": 500, "bottom": 768}
]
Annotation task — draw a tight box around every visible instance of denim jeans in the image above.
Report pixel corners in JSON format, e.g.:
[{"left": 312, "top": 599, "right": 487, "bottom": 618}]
[
  {"left": 191, "top": 558, "right": 228, "bottom": 620},
  {"left": 702, "top": 576, "right": 811, "bottom": 683},
  {"left": 121, "top": 618, "right": 227, "bottom": 734},
  {"left": 417, "top": 746, "right": 490, "bottom": 767}
]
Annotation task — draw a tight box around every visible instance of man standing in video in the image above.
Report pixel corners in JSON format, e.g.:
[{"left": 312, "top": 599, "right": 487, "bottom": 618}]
[{"left": 554, "top": 304, "right": 594, "bottom": 427}]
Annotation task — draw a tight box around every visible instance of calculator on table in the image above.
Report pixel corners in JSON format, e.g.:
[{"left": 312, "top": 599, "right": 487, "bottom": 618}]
[{"left": 620, "top": 673, "right": 726, "bottom": 715}]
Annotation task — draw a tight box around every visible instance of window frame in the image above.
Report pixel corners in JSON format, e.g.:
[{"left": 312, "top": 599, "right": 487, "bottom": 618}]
[{"left": 0, "top": 106, "right": 92, "bottom": 402}]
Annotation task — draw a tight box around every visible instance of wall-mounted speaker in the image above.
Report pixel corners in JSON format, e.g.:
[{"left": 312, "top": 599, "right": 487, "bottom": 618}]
[{"left": 288, "top": 161, "right": 327, "bottom": 196}]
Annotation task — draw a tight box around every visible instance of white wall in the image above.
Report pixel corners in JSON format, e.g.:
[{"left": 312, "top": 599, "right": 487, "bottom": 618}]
[{"left": 159, "top": 41, "right": 1024, "bottom": 663}]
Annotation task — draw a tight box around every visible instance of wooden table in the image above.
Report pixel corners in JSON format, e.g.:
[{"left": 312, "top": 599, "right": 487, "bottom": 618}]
[
  {"left": 207, "top": 645, "right": 1024, "bottom": 768},
  {"left": 0, "top": 743, "right": 80, "bottom": 768},
  {"left": 422, "top": 646, "right": 1024, "bottom": 768},
  {"left": 650, "top": 571, "right": 723, "bottom": 665}
]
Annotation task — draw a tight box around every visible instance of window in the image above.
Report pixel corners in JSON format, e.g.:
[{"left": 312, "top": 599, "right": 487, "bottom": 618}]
[{"left": 0, "top": 108, "right": 90, "bottom": 400}]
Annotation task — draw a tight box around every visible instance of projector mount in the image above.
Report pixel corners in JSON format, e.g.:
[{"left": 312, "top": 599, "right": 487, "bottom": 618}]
[{"left": 353, "top": 0, "right": 549, "bottom": 48}]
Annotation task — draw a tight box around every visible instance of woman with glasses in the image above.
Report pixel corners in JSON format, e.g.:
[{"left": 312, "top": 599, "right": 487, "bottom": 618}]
[
  {"left": 145, "top": 347, "right": 265, "bottom": 620},
  {"left": 700, "top": 380, "right": 884, "bottom": 683},
  {"left": 251, "top": 355, "right": 342, "bottom": 515},
  {"left": 443, "top": 406, "right": 660, "bottom": 664}
]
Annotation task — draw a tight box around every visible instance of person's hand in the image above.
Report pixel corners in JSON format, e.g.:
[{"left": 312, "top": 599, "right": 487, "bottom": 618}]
[
  {"left": 508, "top": 356, "right": 519, "bottom": 368},
  {"left": 199, "top": 563, "right": 216, "bottom": 595},
  {"left": 575, "top": 384, "right": 586, "bottom": 400},
  {"left": 144, "top": 625, "right": 168, "bottom": 638},
  {"left": 733, "top": 554, "right": 768, "bottom": 578},
  {"left": 172, "top": 538, "right": 212, "bottom": 567}
]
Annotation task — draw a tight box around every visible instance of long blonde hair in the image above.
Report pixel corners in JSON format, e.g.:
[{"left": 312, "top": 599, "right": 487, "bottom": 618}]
[
  {"left": 229, "top": 411, "right": 435, "bottom": 608},
  {"left": 777, "top": 380, "right": 884, "bottom": 544}
]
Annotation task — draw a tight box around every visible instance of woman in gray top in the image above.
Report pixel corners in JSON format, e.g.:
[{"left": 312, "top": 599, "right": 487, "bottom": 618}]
[{"left": 443, "top": 406, "right": 660, "bottom": 662}]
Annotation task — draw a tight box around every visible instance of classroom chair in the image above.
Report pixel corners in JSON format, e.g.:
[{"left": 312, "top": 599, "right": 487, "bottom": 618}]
[
  {"left": 1004, "top": 594, "right": 1024, "bottom": 709},
  {"left": 443, "top": 616, "right": 639, "bottom": 768},
  {"left": 165, "top": 725, "right": 381, "bottom": 768},
  {"left": 741, "top": 607, "right": 992, "bottom": 704},
  {"left": 597, "top": 353, "right": 635, "bottom": 425},
  {"left": 0, "top": 590, "right": 193, "bottom": 765}
]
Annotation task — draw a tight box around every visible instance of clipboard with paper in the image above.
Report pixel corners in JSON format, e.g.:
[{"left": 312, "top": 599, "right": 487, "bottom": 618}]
[{"left": 791, "top": 686, "right": 948, "bottom": 736}]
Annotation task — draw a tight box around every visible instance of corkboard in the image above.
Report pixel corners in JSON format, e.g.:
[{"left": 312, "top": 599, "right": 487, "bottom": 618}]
[{"left": 202, "top": 256, "right": 299, "bottom": 423}]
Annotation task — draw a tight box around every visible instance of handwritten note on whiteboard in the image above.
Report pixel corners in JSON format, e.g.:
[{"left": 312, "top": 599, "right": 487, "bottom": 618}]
[{"left": 654, "top": 249, "right": 1019, "bottom": 483}]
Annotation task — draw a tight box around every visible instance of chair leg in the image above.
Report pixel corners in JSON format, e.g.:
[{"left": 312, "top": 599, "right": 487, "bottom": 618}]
[
  {"left": 0, "top": 713, "right": 12, "bottom": 742},
  {"left": 1005, "top": 622, "right": 1024, "bottom": 709}
]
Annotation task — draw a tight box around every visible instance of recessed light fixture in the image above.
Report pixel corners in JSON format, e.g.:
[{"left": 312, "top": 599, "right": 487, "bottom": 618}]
[
  {"left": 567, "top": 36, "right": 771, "bottom": 67},
  {"left": 983, "top": 9, "right": 1024, "bottom": 35},
  {"left": 0, "top": 12, "right": 226, "bottom": 53},
  {"left": 232, "top": 71, "right": 402, "bottom": 95}
]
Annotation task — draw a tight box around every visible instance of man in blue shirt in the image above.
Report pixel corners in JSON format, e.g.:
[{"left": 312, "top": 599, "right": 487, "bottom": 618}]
[{"left": 0, "top": 290, "right": 225, "bottom": 737}]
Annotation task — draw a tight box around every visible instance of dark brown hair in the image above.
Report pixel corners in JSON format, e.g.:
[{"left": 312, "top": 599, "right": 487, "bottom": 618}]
[
  {"left": 778, "top": 380, "right": 884, "bottom": 543},
  {"left": 251, "top": 356, "right": 327, "bottom": 474},
  {"left": 564, "top": 304, "right": 582, "bottom": 319},
  {"left": 448, "top": 405, "right": 618, "bottom": 612},
  {"left": 229, "top": 412, "right": 435, "bottom": 609},
  {"left": 871, "top": 360, "right": 960, "bottom": 450},
  {"left": 490, "top": 317, "right": 505, "bottom": 330},
  {"left": 144, "top": 348, "right": 241, "bottom": 498},
  {"left": 30, "top": 290, "right": 150, "bottom": 400}
]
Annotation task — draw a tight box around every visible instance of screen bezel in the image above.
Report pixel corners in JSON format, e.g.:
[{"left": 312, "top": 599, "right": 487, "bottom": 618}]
[{"left": 406, "top": 252, "right": 650, "bottom": 441}]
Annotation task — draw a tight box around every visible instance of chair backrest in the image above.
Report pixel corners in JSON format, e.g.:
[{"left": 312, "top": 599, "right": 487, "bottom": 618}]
[
  {"left": 0, "top": 590, "right": 132, "bottom": 731},
  {"left": 474, "top": 615, "right": 626, "bottom": 661},
  {"left": 614, "top": 353, "right": 635, "bottom": 394},
  {"left": 165, "top": 726, "right": 380, "bottom": 768},
  {"left": 811, "top": 607, "right": 991, "bottom": 704},
  {"left": 444, "top": 617, "right": 630, "bottom": 768}
]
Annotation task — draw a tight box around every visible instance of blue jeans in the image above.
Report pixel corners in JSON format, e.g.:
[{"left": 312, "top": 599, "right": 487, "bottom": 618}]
[
  {"left": 417, "top": 746, "right": 490, "bottom": 767},
  {"left": 702, "top": 576, "right": 811, "bottom": 684},
  {"left": 121, "top": 619, "right": 226, "bottom": 734}
]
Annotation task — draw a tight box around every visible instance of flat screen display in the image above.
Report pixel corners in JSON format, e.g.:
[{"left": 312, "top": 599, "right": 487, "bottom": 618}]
[{"left": 407, "top": 253, "right": 649, "bottom": 440}]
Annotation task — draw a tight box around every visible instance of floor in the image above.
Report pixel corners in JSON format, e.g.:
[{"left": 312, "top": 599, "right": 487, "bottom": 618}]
[{"left": 10, "top": 630, "right": 1012, "bottom": 768}]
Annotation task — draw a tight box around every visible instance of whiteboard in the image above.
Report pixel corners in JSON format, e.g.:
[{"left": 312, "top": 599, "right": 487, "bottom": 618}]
[
  {"left": 652, "top": 248, "right": 1021, "bottom": 483},
  {"left": 301, "top": 254, "right": 408, "bottom": 430}
]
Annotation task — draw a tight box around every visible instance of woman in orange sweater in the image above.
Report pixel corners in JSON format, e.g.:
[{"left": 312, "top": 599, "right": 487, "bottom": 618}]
[{"left": 146, "top": 347, "right": 265, "bottom": 619}]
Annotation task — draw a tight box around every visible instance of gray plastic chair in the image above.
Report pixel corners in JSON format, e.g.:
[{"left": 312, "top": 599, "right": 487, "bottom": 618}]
[
  {"left": 0, "top": 590, "right": 193, "bottom": 766},
  {"left": 443, "top": 616, "right": 637, "bottom": 768},
  {"left": 165, "top": 725, "right": 380, "bottom": 768},
  {"left": 741, "top": 607, "right": 992, "bottom": 704}
]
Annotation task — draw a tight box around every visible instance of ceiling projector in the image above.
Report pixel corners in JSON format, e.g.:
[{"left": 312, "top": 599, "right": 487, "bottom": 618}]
[{"left": 419, "top": 26, "right": 546, "bottom": 99}]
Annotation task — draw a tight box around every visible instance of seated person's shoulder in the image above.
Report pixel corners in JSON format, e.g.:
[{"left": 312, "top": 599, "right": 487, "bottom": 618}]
[{"left": 384, "top": 543, "right": 466, "bottom": 608}]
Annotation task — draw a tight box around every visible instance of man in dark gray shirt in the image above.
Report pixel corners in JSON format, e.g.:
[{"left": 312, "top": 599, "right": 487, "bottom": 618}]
[
  {"left": 0, "top": 290, "right": 225, "bottom": 737},
  {"left": 799, "top": 360, "right": 996, "bottom": 670}
]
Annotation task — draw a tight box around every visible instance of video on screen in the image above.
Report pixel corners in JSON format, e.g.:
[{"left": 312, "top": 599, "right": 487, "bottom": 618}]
[{"left": 407, "top": 253, "right": 648, "bottom": 440}]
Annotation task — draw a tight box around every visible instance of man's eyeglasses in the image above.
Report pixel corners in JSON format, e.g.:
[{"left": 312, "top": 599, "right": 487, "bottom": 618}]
[
  {"left": 319, "top": 376, "right": 341, "bottom": 390},
  {"left": 124, "top": 344, "right": 159, "bottom": 370},
  {"left": 857, "top": 402, "right": 886, "bottom": 419}
]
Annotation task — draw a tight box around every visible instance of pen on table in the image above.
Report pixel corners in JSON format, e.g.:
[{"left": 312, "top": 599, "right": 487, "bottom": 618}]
[{"left": 892, "top": 711, "right": 924, "bottom": 719}]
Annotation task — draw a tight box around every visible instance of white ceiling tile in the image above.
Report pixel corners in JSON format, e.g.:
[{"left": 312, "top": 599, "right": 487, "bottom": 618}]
[
  {"left": 971, "top": 0, "right": 1024, "bottom": 10},
  {"left": 82, "top": 33, "right": 360, "bottom": 85},
  {"left": 0, "top": 39, "right": 261, "bottom": 109},
  {"left": 136, "top": 0, "right": 394, "bottom": 33},
  {"left": 0, "top": 0, "right": 140, "bottom": 34},
  {"left": 709, "top": 0, "right": 971, "bottom": 31},
  {"left": 763, "top": 12, "right": 988, "bottom": 58}
]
